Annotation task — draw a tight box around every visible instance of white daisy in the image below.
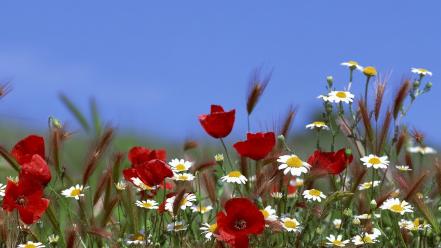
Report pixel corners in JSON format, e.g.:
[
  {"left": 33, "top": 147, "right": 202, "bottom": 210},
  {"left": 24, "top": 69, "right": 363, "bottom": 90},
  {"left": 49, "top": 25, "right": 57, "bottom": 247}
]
[
  {"left": 260, "top": 206, "right": 278, "bottom": 221},
  {"left": 305, "top": 121, "right": 330, "bottom": 130},
  {"left": 61, "top": 184, "right": 87, "bottom": 200},
  {"left": 341, "top": 60, "right": 363, "bottom": 71},
  {"left": 115, "top": 181, "right": 127, "bottom": 191},
  {"left": 326, "top": 234, "right": 350, "bottom": 247},
  {"left": 293, "top": 178, "right": 304, "bottom": 187},
  {"left": 352, "top": 228, "right": 381, "bottom": 245},
  {"left": 360, "top": 154, "right": 389, "bottom": 169},
  {"left": 191, "top": 205, "right": 213, "bottom": 214},
  {"left": 357, "top": 213, "right": 373, "bottom": 220},
  {"left": 165, "top": 193, "right": 197, "bottom": 212},
  {"left": 17, "top": 241, "right": 45, "bottom": 248},
  {"left": 396, "top": 165, "right": 412, "bottom": 171},
  {"left": 303, "top": 189, "right": 326, "bottom": 202},
  {"left": 380, "top": 198, "right": 413, "bottom": 215},
  {"left": 47, "top": 234, "right": 59, "bottom": 244},
  {"left": 333, "top": 219, "right": 342, "bottom": 229},
  {"left": 169, "top": 158, "right": 193, "bottom": 172},
  {"left": 271, "top": 192, "right": 283, "bottom": 199},
  {"left": 407, "top": 146, "right": 437, "bottom": 155},
  {"left": 411, "top": 68, "right": 432, "bottom": 76},
  {"left": 327, "top": 91, "right": 355, "bottom": 104},
  {"left": 358, "top": 181, "right": 381, "bottom": 191},
  {"left": 277, "top": 155, "right": 310, "bottom": 176},
  {"left": 167, "top": 221, "right": 187, "bottom": 232},
  {"left": 399, "top": 218, "right": 425, "bottom": 231},
  {"left": 173, "top": 173, "right": 195, "bottom": 181},
  {"left": 200, "top": 223, "right": 217, "bottom": 240},
  {"left": 214, "top": 154, "right": 224, "bottom": 162},
  {"left": 0, "top": 183, "right": 6, "bottom": 198},
  {"left": 318, "top": 94, "right": 331, "bottom": 102},
  {"left": 221, "top": 171, "right": 247, "bottom": 184},
  {"left": 126, "top": 232, "right": 149, "bottom": 245},
  {"left": 281, "top": 217, "right": 300, "bottom": 232},
  {"left": 131, "top": 177, "right": 154, "bottom": 191},
  {"left": 135, "top": 200, "right": 159, "bottom": 210}
]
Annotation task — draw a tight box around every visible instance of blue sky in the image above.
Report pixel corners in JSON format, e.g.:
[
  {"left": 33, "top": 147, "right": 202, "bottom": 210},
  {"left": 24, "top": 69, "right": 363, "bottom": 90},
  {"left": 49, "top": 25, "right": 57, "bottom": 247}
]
[{"left": 0, "top": 1, "right": 439, "bottom": 144}]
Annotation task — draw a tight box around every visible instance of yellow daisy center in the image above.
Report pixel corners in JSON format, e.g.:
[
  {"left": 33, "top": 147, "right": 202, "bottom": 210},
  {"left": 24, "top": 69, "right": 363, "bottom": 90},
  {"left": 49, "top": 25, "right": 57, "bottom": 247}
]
[
  {"left": 134, "top": 234, "right": 144, "bottom": 241},
  {"left": 363, "top": 66, "right": 377, "bottom": 76},
  {"left": 209, "top": 223, "right": 217, "bottom": 233},
  {"left": 348, "top": 60, "right": 358, "bottom": 66},
  {"left": 178, "top": 175, "right": 189, "bottom": 180},
  {"left": 413, "top": 218, "right": 420, "bottom": 228},
  {"left": 418, "top": 68, "right": 427, "bottom": 73},
  {"left": 313, "top": 121, "right": 325, "bottom": 126},
  {"left": 24, "top": 245, "right": 37, "bottom": 248},
  {"left": 284, "top": 220, "right": 297, "bottom": 229},
  {"left": 180, "top": 198, "right": 188, "bottom": 206},
  {"left": 286, "top": 156, "right": 303, "bottom": 168},
  {"left": 70, "top": 188, "right": 81, "bottom": 197},
  {"left": 368, "top": 157, "right": 381, "bottom": 165},
  {"left": 363, "top": 182, "right": 373, "bottom": 189},
  {"left": 175, "top": 164, "right": 186, "bottom": 171},
  {"left": 390, "top": 204, "right": 404, "bottom": 213},
  {"left": 309, "top": 189, "right": 322, "bottom": 197},
  {"left": 332, "top": 240, "right": 343, "bottom": 246},
  {"left": 362, "top": 235, "right": 373, "bottom": 243},
  {"left": 260, "top": 209, "right": 269, "bottom": 219},
  {"left": 335, "top": 91, "right": 347, "bottom": 98},
  {"left": 228, "top": 171, "right": 242, "bottom": 178},
  {"left": 142, "top": 202, "right": 153, "bottom": 208}
]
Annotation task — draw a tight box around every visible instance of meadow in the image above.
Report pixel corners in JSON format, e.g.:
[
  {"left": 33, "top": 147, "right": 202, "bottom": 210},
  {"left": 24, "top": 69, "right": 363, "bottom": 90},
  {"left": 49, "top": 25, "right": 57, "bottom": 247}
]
[{"left": 0, "top": 62, "right": 439, "bottom": 248}]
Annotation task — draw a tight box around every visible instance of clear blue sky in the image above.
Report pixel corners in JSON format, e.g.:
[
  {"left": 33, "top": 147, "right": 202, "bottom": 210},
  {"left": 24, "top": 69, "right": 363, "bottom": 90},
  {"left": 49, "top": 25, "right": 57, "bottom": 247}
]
[{"left": 0, "top": 1, "right": 439, "bottom": 145}]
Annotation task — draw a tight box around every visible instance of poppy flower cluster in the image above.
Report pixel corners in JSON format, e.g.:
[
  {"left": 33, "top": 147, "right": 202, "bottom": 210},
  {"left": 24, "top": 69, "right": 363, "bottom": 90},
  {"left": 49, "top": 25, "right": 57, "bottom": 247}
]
[
  {"left": 123, "top": 146, "right": 173, "bottom": 189},
  {"left": 2, "top": 135, "right": 51, "bottom": 224},
  {"left": 199, "top": 104, "right": 276, "bottom": 161}
]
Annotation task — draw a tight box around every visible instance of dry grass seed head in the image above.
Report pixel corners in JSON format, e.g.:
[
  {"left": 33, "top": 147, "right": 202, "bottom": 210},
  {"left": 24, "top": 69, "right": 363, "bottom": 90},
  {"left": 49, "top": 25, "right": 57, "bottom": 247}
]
[{"left": 246, "top": 67, "right": 271, "bottom": 115}]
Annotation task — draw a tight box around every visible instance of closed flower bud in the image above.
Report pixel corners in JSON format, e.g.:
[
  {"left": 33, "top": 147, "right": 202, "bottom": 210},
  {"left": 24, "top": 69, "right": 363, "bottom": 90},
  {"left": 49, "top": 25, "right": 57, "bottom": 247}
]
[
  {"left": 352, "top": 218, "right": 361, "bottom": 225},
  {"left": 49, "top": 116, "right": 62, "bottom": 129},
  {"left": 423, "top": 82, "right": 432, "bottom": 92},
  {"left": 413, "top": 80, "right": 421, "bottom": 89},
  {"left": 343, "top": 208, "right": 352, "bottom": 216},
  {"left": 214, "top": 154, "right": 224, "bottom": 165},
  {"left": 326, "top": 76, "right": 333, "bottom": 87}
]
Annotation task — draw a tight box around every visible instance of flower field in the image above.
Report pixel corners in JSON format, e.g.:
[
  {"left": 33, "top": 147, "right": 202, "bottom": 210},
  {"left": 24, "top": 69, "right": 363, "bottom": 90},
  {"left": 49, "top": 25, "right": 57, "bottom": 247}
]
[{"left": 0, "top": 62, "right": 438, "bottom": 248}]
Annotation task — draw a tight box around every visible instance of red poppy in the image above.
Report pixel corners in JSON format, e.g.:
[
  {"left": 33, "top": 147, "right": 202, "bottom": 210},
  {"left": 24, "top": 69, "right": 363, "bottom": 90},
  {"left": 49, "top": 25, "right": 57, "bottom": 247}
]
[
  {"left": 128, "top": 146, "right": 166, "bottom": 165},
  {"left": 216, "top": 198, "right": 265, "bottom": 248},
  {"left": 2, "top": 179, "right": 50, "bottom": 225},
  {"left": 19, "top": 154, "right": 52, "bottom": 186},
  {"left": 11, "top": 135, "right": 45, "bottom": 165},
  {"left": 123, "top": 147, "right": 173, "bottom": 188},
  {"left": 307, "top": 148, "right": 353, "bottom": 175},
  {"left": 199, "top": 105, "right": 235, "bottom": 139},
  {"left": 233, "top": 132, "right": 275, "bottom": 160}
]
